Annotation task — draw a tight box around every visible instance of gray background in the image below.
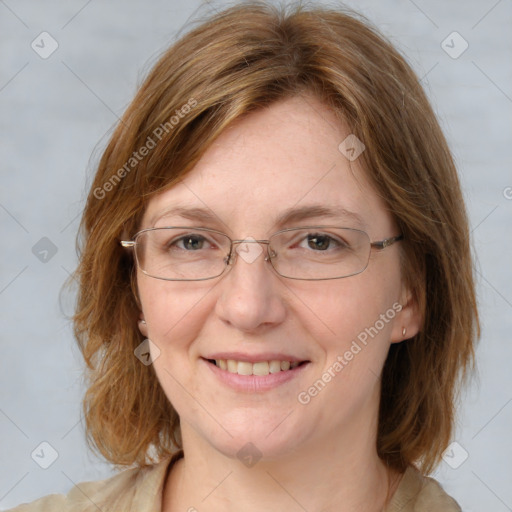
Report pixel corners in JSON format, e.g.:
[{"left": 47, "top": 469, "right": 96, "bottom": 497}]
[{"left": 1, "top": 0, "right": 511, "bottom": 510}]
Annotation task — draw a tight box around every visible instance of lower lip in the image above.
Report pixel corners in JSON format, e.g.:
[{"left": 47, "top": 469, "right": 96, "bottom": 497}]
[{"left": 201, "top": 358, "right": 310, "bottom": 392}]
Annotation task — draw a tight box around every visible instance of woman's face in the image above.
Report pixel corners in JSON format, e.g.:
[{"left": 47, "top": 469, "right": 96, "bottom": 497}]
[{"left": 137, "top": 95, "right": 418, "bottom": 459}]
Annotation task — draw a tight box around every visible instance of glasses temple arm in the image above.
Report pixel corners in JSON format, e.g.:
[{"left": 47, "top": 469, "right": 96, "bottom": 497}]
[{"left": 370, "top": 234, "right": 404, "bottom": 250}]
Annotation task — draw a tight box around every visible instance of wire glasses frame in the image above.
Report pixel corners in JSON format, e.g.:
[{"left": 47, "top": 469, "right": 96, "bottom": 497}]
[{"left": 120, "top": 226, "right": 403, "bottom": 281}]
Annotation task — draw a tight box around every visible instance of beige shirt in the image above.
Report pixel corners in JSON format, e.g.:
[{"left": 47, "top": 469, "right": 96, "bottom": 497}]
[{"left": 8, "top": 452, "right": 461, "bottom": 511}]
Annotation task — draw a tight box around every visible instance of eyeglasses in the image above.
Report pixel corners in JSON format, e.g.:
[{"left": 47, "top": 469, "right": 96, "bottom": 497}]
[{"left": 120, "top": 226, "right": 403, "bottom": 281}]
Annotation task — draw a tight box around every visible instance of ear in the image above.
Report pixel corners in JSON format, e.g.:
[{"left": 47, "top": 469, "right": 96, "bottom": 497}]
[
  {"left": 138, "top": 314, "right": 148, "bottom": 337},
  {"left": 390, "top": 285, "right": 422, "bottom": 344}
]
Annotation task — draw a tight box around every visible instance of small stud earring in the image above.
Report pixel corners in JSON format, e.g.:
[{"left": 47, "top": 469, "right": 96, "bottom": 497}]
[
  {"left": 402, "top": 327, "right": 407, "bottom": 337},
  {"left": 140, "top": 319, "right": 146, "bottom": 325}
]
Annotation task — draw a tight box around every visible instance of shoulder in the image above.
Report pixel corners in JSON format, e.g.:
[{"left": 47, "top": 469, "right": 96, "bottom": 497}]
[
  {"left": 5, "top": 453, "right": 181, "bottom": 512},
  {"left": 386, "top": 466, "right": 461, "bottom": 512}
]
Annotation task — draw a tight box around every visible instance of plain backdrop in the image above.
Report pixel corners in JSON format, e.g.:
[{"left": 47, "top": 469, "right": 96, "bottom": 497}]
[{"left": 1, "top": 0, "right": 511, "bottom": 510}]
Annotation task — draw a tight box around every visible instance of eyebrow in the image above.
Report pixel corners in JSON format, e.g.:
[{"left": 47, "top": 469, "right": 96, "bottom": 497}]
[
  {"left": 152, "top": 206, "right": 226, "bottom": 227},
  {"left": 274, "top": 205, "right": 365, "bottom": 229},
  {"left": 152, "top": 204, "right": 365, "bottom": 230}
]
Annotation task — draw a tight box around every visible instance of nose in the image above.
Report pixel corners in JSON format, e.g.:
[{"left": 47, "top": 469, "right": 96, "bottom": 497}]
[{"left": 214, "top": 239, "right": 286, "bottom": 333}]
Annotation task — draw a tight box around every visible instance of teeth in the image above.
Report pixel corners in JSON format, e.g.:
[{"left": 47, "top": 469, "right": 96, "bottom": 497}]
[
  {"left": 237, "top": 361, "right": 253, "bottom": 376},
  {"left": 253, "top": 361, "right": 269, "bottom": 376},
  {"left": 213, "top": 359, "right": 303, "bottom": 376},
  {"left": 269, "top": 360, "right": 281, "bottom": 373}
]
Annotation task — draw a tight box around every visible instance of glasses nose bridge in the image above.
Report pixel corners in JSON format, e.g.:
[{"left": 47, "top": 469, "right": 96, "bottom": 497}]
[{"left": 227, "top": 238, "right": 273, "bottom": 266}]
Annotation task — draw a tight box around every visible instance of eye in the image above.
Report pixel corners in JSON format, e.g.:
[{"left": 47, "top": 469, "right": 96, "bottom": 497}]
[
  {"left": 172, "top": 234, "right": 209, "bottom": 251},
  {"left": 301, "top": 233, "right": 346, "bottom": 251}
]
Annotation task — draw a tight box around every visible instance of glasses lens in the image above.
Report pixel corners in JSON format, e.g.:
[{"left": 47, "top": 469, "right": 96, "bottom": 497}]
[
  {"left": 269, "top": 227, "right": 371, "bottom": 280},
  {"left": 135, "top": 228, "right": 231, "bottom": 280}
]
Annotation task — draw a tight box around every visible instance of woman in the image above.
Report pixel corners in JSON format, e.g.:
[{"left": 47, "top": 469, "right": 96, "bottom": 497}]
[{"left": 10, "top": 2, "right": 478, "bottom": 510}]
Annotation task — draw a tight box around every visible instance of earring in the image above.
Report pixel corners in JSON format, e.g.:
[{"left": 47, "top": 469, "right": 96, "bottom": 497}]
[
  {"left": 402, "top": 327, "right": 407, "bottom": 337},
  {"left": 139, "top": 319, "right": 146, "bottom": 325}
]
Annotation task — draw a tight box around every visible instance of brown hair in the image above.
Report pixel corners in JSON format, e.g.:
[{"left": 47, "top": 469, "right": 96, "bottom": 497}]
[{"left": 73, "top": 1, "right": 479, "bottom": 473}]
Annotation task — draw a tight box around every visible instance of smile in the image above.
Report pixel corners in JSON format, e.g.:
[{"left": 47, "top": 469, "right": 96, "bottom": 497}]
[
  {"left": 207, "top": 359, "right": 306, "bottom": 376},
  {"left": 201, "top": 357, "right": 311, "bottom": 392}
]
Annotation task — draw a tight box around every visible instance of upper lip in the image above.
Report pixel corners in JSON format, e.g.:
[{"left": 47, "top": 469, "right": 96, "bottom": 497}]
[{"left": 203, "top": 352, "right": 309, "bottom": 363}]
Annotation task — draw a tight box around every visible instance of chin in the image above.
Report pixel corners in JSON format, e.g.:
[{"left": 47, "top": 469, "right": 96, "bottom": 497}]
[
  {"left": 212, "top": 434, "right": 303, "bottom": 463},
  {"left": 192, "top": 410, "right": 311, "bottom": 462}
]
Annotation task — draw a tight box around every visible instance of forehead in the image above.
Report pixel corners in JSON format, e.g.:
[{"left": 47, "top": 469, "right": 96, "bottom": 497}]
[{"left": 143, "top": 95, "right": 393, "bottom": 237}]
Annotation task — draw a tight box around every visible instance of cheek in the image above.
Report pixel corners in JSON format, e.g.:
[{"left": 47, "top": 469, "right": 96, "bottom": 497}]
[
  {"left": 301, "top": 268, "right": 401, "bottom": 370},
  {"left": 137, "top": 275, "right": 214, "bottom": 353},
  {"left": 301, "top": 273, "right": 398, "bottom": 338}
]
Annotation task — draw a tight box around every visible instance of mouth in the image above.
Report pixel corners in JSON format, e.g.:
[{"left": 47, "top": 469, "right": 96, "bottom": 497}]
[{"left": 203, "top": 358, "right": 310, "bottom": 376}]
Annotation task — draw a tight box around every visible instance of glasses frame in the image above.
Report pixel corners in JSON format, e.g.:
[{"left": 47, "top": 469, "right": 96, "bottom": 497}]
[{"left": 120, "top": 226, "right": 403, "bottom": 281}]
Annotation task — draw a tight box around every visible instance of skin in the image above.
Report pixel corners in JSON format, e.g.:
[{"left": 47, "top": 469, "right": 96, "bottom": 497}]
[{"left": 137, "top": 94, "right": 421, "bottom": 511}]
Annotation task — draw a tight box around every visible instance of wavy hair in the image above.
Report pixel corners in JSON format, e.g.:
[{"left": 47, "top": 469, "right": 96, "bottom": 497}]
[{"left": 73, "top": 1, "right": 479, "bottom": 473}]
